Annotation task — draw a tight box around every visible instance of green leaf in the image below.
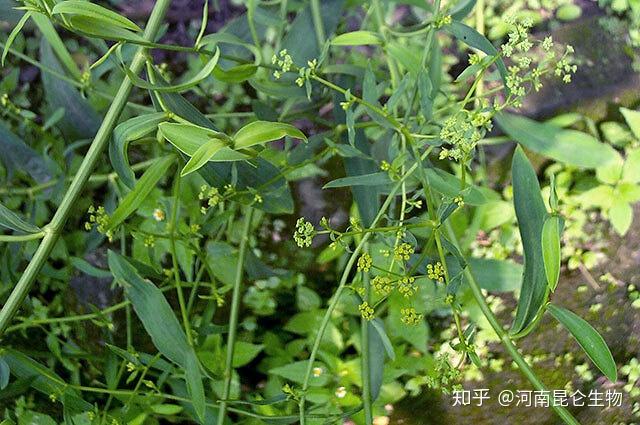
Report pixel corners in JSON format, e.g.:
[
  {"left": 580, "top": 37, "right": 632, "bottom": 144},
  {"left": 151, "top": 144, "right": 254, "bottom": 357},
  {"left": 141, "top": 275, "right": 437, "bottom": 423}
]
[
  {"left": 496, "top": 112, "right": 621, "bottom": 168},
  {"left": 547, "top": 304, "right": 617, "bottom": 382},
  {"left": 32, "top": 13, "right": 82, "bottom": 80},
  {"left": 332, "top": 31, "right": 382, "bottom": 46},
  {"left": 370, "top": 318, "right": 395, "bottom": 361},
  {"left": 510, "top": 147, "right": 549, "bottom": 336},
  {"left": 232, "top": 342, "right": 264, "bottom": 368},
  {"left": 467, "top": 258, "right": 522, "bottom": 292},
  {"left": 556, "top": 4, "right": 582, "bottom": 21},
  {"left": 621, "top": 107, "right": 640, "bottom": 139},
  {"left": 110, "top": 112, "right": 167, "bottom": 189},
  {"left": 541, "top": 216, "right": 562, "bottom": 292},
  {"left": 181, "top": 138, "right": 227, "bottom": 177},
  {"left": 123, "top": 48, "right": 220, "bottom": 93},
  {"left": 622, "top": 147, "right": 640, "bottom": 183},
  {"left": 425, "top": 168, "right": 487, "bottom": 205},
  {"left": 66, "top": 15, "right": 148, "bottom": 44},
  {"left": 107, "top": 155, "right": 174, "bottom": 230},
  {"left": 2, "top": 11, "right": 31, "bottom": 66},
  {"left": 444, "top": 22, "right": 508, "bottom": 93},
  {"left": 233, "top": 121, "right": 306, "bottom": 150},
  {"left": 269, "top": 361, "right": 329, "bottom": 386},
  {"left": 52, "top": 0, "right": 141, "bottom": 32},
  {"left": 158, "top": 122, "right": 247, "bottom": 162},
  {"left": 323, "top": 172, "right": 391, "bottom": 189},
  {"left": 450, "top": 0, "right": 477, "bottom": 20},
  {"left": 0, "top": 358, "right": 9, "bottom": 390},
  {"left": 0, "top": 202, "right": 40, "bottom": 233},
  {"left": 368, "top": 319, "right": 385, "bottom": 401},
  {"left": 609, "top": 199, "right": 633, "bottom": 236},
  {"left": 107, "top": 251, "right": 206, "bottom": 421}
]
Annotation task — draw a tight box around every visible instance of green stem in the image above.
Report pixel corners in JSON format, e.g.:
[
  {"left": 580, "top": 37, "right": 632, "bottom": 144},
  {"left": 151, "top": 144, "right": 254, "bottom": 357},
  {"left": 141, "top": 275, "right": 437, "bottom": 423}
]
[
  {"left": 310, "top": 0, "right": 326, "bottom": 49},
  {"left": 361, "top": 266, "right": 373, "bottom": 425},
  {"left": 217, "top": 207, "right": 254, "bottom": 425},
  {"left": 0, "top": 0, "right": 173, "bottom": 338},
  {"left": 0, "top": 231, "right": 45, "bottom": 242}
]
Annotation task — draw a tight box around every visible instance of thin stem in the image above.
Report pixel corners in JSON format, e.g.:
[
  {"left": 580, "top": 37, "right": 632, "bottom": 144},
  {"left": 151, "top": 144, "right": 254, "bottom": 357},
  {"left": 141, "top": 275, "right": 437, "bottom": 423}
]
[
  {"left": 0, "top": 231, "right": 45, "bottom": 242},
  {"left": 0, "top": 0, "right": 173, "bottom": 337},
  {"left": 310, "top": 0, "right": 326, "bottom": 48},
  {"left": 361, "top": 266, "right": 373, "bottom": 425},
  {"left": 217, "top": 207, "right": 254, "bottom": 425}
]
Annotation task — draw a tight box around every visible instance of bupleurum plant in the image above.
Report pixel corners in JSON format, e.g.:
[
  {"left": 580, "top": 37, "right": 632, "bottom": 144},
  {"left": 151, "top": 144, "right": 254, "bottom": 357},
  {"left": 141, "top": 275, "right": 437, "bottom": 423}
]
[{"left": 0, "top": 0, "right": 626, "bottom": 424}]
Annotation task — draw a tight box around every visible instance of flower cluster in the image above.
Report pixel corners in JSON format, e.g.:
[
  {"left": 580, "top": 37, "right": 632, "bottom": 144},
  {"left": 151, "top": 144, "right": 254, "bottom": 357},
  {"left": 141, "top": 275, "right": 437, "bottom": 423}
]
[
  {"left": 295, "top": 58, "right": 317, "bottom": 87},
  {"left": 359, "top": 301, "right": 375, "bottom": 320},
  {"left": 85, "top": 206, "right": 113, "bottom": 241},
  {"left": 272, "top": 49, "right": 293, "bottom": 79},
  {"left": 439, "top": 110, "right": 492, "bottom": 162},
  {"left": 397, "top": 276, "right": 417, "bottom": 297},
  {"left": 434, "top": 14, "right": 452, "bottom": 29},
  {"left": 198, "top": 185, "right": 221, "bottom": 214},
  {"left": 401, "top": 307, "right": 423, "bottom": 325},
  {"left": 372, "top": 275, "right": 393, "bottom": 295},
  {"left": 427, "top": 262, "right": 445, "bottom": 283},
  {"left": 357, "top": 252, "right": 373, "bottom": 272},
  {"left": 426, "top": 354, "right": 463, "bottom": 394},
  {"left": 294, "top": 217, "right": 315, "bottom": 247},
  {"left": 393, "top": 243, "right": 415, "bottom": 261}
]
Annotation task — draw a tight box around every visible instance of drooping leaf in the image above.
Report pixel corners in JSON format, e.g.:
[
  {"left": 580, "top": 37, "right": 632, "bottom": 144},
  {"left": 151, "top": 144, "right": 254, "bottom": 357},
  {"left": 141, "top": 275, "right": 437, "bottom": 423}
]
[
  {"left": 332, "top": 31, "right": 382, "bottom": 46},
  {"left": 110, "top": 112, "right": 167, "bottom": 189},
  {"left": 107, "top": 155, "right": 174, "bottom": 230},
  {"left": 547, "top": 304, "right": 617, "bottom": 382},
  {"left": 609, "top": 199, "right": 633, "bottom": 236},
  {"left": 233, "top": 121, "right": 307, "bottom": 150},
  {"left": 368, "top": 319, "right": 385, "bottom": 401},
  {"left": 0, "top": 358, "right": 9, "bottom": 390},
  {"left": 66, "top": 15, "right": 148, "bottom": 44},
  {"left": 450, "top": 0, "right": 477, "bottom": 20},
  {"left": 181, "top": 138, "right": 227, "bottom": 177},
  {"left": 541, "top": 216, "right": 562, "bottom": 292},
  {"left": 107, "top": 251, "right": 206, "bottom": 421},
  {"left": 0, "top": 202, "right": 41, "bottom": 234},
  {"left": 0, "top": 122, "right": 51, "bottom": 183},
  {"left": 52, "top": 1, "right": 141, "bottom": 32},
  {"left": 32, "top": 13, "right": 82, "bottom": 80},
  {"left": 496, "top": 112, "right": 621, "bottom": 168},
  {"left": 510, "top": 147, "right": 549, "bottom": 336}
]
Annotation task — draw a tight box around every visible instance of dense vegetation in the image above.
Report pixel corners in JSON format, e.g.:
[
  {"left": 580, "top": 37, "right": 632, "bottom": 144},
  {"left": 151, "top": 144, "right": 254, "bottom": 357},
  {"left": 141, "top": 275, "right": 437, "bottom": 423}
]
[{"left": 0, "top": 0, "right": 639, "bottom": 424}]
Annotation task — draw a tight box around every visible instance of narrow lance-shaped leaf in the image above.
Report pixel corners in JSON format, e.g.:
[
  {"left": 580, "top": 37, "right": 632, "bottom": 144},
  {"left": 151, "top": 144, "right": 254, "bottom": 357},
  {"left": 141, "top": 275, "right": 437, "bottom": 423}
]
[
  {"left": 0, "top": 203, "right": 41, "bottom": 234},
  {"left": 122, "top": 48, "right": 221, "bottom": 93},
  {"left": 52, "top": 0, "right": 142, "bottom": 32},
  {"left": 181, "top": 138, "right": 227, "bottom": 177},
  {"left": 107, "top": 251, "right": 206, "bottom": 421},
  {"left": 158, "top": 122, "right": 248, "bottom": 162},
  {"left": 66, "top": 16, "right": 148, "bottom": 45},
  {"left": 323, "top": 172, "right": 391, "bottom": 189},
  {"left": 2, "top": 11, "right": 32, "bottom": 66},
  {"left": 233, "top": 121, "right": 307, "bottom": 150},
  {"left": 107, "top": 155, "right": 174, "bottom": 230},
  {"left": 510, "top": 146, "right": 549, "bottom": 336},
  {"left": 548, "top": 304, "right": 617, "bottom": 382},
  {"left": 541, "top": 215, "right": 562, "bottom": 292},
  {"left": 31, "top": 13, "right": 82, "bottom": 80},
  {"left": 332, "top": 31, "right": 382, "bottom": 46},
  {"left": 110, "top": 112, "right": 167, "bottom": 189}
]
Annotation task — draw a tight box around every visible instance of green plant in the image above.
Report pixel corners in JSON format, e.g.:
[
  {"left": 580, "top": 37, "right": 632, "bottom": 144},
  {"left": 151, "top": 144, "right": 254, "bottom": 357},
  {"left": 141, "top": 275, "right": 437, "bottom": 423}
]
[{"left": 0, "top": 0, "right": 629, "bottom": 424}]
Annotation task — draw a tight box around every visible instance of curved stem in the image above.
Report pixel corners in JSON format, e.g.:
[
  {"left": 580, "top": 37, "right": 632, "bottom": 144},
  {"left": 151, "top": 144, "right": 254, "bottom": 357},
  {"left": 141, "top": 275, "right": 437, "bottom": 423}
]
[
  {"left": 217, "top": 207, "right": 254, "bottom": 425},
  {"left": 0, "top": 0, "right": 173, "bottom": 338}
]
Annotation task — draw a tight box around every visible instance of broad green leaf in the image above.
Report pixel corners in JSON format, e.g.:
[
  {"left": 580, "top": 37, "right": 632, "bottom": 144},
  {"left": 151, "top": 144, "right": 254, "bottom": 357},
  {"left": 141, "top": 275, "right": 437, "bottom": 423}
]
[
  {"left": 370, "top": 318, "right": 395, "bottom": 361},
  {"left": 32, "top": 13, "right": 82, "bottom": 80},
  {"left": 181, "top": 138, "right": 227, "bottom": 177},
  {"left": 467, "top": 258, "right": 522, "bottom": 292},
  {"left": 510, "top": 147, "right": 549, "bottom": 336},
  {"left": 107, "top": 155, "right": 174, "bottom": 230},
  {"left": 496, "top": 112, "right": 621, "bottom": 168},
  {"left": 110, "top": 112, "right": 167, "bottom": 189},
  {"left": 124, "top": 48, "right": 220, "bottom": 93},
  {"left": 622, "top": 147, "right": 640, "bottom": 183},
  {"left": 323, "top": 172, "right": 391, "bottom": 189},
  {"left": 386, "top": 42, "right": 420, "bottom": 74},
  {"left": 0, "top": 202, "right": 40, "bottom": 233},
  {"left": 269, "top": 361, "right": 329, "bottom": 386},
  {"left": 332, "top": 31, "right": 382, "bottom": 46},
  {"left": 232, "top": 342, "right": 264, "bottom": 368},
  {"left": 547, "top": 304, "right": 617, "bottom": 382},
  {"left": 541, "top": 216, "right": 562, "bottom": 292},
  {"left": 52, "top": 1, "right": 141, "bottom": 32},
  {"left": 0, "top": 349, "right": 91, "bottom": 413},
  {"left": 233, "top": 121, "right": 306, "bottom": 150},
  {"left": 609, "top": 199, "right": 633, "bottom": 236},
  {"left": 0, "top": 122, "right": 50, "bottom": 183},
  {"left": 107, "top": 251, "right": 206, "bottom": 421},
  {"left": 425, "top": 168, "right": 487, "bottom": 205},
  {"left": 444, "top": 22, "right": 508, "bottom": 92},
  {"left": 158, "top": 122, "right": 247, "bottom": 162},
  {"left": 556, "top": 4, "right": 582, "bottom": 21},
  {"left": 621, "top": 107, "right": 640, "bottom": 139},
  {"left": 2, "top": 11, "right": 31, "bottom": 66}
]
